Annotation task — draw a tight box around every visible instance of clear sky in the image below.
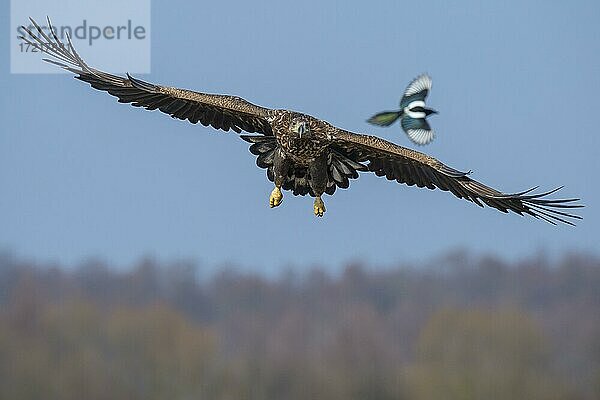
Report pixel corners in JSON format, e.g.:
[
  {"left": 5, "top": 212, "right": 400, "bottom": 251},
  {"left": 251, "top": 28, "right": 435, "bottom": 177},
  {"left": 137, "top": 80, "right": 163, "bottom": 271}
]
[{"left": 1, "top": 0, "right": 599, "bottom": 273}]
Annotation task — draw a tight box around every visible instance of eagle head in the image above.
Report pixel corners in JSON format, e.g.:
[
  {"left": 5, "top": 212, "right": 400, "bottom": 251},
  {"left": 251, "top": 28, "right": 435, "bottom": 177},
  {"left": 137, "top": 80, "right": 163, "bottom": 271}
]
[{"left": 290, "top": 118, "right": 311, "bottom": 139}]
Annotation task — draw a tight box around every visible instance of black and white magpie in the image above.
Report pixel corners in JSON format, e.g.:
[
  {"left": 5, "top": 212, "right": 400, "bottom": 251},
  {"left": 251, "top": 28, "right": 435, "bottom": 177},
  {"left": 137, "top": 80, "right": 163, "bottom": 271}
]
[{"left": 368, "top": 74, "right": 438, "bottom": 145}]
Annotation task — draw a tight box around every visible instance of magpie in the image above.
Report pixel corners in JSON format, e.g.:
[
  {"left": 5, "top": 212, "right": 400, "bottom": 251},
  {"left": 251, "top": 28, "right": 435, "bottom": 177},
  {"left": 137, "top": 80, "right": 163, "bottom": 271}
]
[{"left": 368, "top": 74, "right": 438, "bottom": 145}]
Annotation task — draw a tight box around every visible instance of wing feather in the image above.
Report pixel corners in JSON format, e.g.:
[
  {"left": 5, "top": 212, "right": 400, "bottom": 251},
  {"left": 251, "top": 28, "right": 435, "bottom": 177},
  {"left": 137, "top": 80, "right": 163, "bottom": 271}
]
[
  {"left": 20, "top": 17, "right": 273, "bottom": 135},
  {"left": 332, "top": 128, "right": 583, "bottom": 225},
  {"left": 400, "top": 74, "right": 432, "bottom": 109}
]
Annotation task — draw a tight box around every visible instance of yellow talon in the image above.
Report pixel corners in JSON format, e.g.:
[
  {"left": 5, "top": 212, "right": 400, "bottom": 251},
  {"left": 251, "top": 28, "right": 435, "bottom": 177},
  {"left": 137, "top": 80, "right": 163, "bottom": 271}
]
[
  {"left": 313, "top": 196, "right": 326, "bottom": 217},
  {"left": 269, "top": 186, "right": 283, "bottom": 208}
]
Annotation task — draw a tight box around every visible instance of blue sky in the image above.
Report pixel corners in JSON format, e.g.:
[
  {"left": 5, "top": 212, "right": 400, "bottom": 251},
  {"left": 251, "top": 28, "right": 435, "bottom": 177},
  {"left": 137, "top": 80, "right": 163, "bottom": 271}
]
[{"left": 1, "top": 0, "right": 599, "bottom": 273}]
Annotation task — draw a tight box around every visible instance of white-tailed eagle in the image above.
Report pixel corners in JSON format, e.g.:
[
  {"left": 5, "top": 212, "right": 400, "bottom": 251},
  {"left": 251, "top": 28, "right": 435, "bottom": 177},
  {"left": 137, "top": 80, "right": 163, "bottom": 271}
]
[{"left": 20, "top": 18, "right": 582, "bottom": 224}]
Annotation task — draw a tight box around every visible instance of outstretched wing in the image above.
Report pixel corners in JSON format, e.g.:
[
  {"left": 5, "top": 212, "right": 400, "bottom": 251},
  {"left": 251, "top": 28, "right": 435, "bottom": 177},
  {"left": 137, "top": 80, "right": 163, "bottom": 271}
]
[
  {"left": 401, "top": 117, "right": 436, "bottom": 145},
  {"left": 400, "top": 74, "right": 432, "bottom": 109},
  {"left": 20, "top": 18, "right": 272, "bottom": 135},
  {"left": 331, "top": 128, "right": 583, "bottom": 225}
]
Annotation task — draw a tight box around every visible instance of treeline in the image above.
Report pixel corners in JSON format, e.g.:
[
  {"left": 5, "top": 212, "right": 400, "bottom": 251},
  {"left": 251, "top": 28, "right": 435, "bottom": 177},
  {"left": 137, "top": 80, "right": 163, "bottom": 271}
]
[{"left": 0, "top": 251, "right": 599, "bottom": 400}]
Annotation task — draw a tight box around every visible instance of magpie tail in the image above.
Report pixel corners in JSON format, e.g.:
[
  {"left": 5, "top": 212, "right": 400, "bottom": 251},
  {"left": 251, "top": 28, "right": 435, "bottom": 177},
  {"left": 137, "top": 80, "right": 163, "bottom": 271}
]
[{"left": 367, "top": 110, "right": 402, "bottom": 127}]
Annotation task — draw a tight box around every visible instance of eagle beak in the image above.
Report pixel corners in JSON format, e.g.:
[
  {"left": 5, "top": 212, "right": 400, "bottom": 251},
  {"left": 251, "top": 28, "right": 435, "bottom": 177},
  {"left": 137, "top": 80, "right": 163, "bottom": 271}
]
[
  {"left": 297, "top": 122, "right": 307, "bottom": 138},
  {"left": 291, "top": 121, "right": 309, "bottom": 138}
]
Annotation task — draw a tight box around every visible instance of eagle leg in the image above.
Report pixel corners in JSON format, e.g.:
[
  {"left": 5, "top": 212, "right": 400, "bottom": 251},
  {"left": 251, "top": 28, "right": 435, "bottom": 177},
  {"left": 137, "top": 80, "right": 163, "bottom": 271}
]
[
  {"left": 269, "top": 186, "right": 283, "bottom": 208},
  {"left": 313, "top": 196, "right": 326, "bottom": 217},
  {"left": 309, "top": 153, "right": 328, "bottom": 218},
  {"left": 270, "top": 148, "right": 290, "bottom": 209}
]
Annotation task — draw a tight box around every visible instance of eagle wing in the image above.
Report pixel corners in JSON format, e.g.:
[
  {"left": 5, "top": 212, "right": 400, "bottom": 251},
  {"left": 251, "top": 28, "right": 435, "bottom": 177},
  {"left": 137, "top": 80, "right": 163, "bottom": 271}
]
[
  {"left": 20, "top": 18, "right": 272, "bottom": 135},
  {"left": 331, "top": 128, "right": 582, "bottom": 225}
]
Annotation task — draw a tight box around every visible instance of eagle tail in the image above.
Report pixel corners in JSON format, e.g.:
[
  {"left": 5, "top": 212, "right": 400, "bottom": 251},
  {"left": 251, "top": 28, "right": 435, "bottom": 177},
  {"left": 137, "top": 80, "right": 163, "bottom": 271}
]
[{"left": 367, "top": 111, "right": 402, "bottom": 127}]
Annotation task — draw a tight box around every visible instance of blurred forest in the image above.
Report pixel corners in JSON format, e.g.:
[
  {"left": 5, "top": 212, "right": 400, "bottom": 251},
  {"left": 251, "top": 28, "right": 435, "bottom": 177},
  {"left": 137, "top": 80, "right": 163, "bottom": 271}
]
[{"left": 0, "top": 251, "right": 599, "bottom": 400}]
